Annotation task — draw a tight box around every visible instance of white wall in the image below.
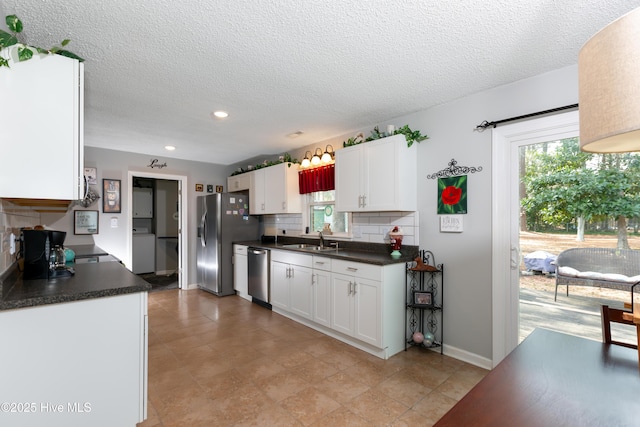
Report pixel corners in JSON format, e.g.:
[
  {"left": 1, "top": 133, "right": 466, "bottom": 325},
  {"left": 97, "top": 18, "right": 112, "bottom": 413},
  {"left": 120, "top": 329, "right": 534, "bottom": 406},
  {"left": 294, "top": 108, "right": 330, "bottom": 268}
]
[{"left": 41, "top": 147, "right": 234, "bottom": 285}]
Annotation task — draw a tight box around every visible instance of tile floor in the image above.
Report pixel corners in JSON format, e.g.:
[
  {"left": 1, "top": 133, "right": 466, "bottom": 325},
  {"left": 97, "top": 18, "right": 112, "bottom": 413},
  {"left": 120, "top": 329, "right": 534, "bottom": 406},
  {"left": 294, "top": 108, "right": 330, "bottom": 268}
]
[{"left": 138, "top": 289, "right": 487, "bottom": 427}]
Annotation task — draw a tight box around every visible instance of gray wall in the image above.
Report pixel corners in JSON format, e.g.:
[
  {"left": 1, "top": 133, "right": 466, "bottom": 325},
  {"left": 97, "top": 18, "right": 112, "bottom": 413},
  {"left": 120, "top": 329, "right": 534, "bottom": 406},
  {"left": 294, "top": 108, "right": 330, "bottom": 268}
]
[
  {"left": 42, "top": 147, "right": 235, "bottom": 284},
  {"left": 288, "top": 64, "right": 578, "bottom": 363},
  {"left": 41, "top": 64, "right": 578, "bottom": 365}
]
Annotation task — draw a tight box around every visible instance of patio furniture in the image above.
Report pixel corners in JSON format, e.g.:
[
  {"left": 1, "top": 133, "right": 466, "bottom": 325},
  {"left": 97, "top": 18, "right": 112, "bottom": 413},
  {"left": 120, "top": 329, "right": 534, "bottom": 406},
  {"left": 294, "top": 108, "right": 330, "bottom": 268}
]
[
  {"left": 554, "top": 248, "right": 640, "bottom": 301},
  {"left": 600, "top": 304, "right": 637, "bottom": 349}
]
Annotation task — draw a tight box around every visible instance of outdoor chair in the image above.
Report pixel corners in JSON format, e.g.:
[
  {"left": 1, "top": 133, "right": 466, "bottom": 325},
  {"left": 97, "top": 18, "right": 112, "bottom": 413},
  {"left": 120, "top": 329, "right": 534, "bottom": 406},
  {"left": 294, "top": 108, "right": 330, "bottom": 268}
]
[{"left": 600, "top": 305, "right": 638, "bottom": 349}]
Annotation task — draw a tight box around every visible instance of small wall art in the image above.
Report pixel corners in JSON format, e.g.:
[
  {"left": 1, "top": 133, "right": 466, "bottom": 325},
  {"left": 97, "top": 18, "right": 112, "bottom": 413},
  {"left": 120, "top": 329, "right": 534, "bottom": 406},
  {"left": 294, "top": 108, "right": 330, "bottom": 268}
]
[
  {"left": 438, "top": 175, "right": 467, "bottom": 214},
  {"left": 103, "top": 179, "right": 121, "bottom": 213},
  {"left": 74, "top": 210, "right": 99, "bottom": 235},
  {"left": 195, "top": 184, "right": 204, "bottom": 192}
]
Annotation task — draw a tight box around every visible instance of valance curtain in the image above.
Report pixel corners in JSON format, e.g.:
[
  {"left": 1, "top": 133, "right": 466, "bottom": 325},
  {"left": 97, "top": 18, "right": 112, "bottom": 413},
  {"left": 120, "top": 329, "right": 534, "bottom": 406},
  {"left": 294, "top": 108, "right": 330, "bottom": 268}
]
[{"left": 298, "top": 164, "right": 335, "bottom": 194}]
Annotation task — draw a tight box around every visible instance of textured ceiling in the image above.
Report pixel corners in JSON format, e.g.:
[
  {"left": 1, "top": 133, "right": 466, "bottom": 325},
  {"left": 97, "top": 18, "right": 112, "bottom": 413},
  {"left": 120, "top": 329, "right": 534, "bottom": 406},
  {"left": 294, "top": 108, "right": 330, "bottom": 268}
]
[{"left": 3, "top": 1, "right": 639, "bottom": 165}]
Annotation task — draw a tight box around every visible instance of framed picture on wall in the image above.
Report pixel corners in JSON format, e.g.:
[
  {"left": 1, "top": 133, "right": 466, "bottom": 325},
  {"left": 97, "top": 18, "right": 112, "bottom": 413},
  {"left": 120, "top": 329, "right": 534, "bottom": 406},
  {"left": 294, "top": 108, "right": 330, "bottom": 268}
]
[
  {"left": 74, "top": 210, "right": 99, "bottom": 235},
  {"left": 103, "top": 179, "right": 121, "bottom": 213}
]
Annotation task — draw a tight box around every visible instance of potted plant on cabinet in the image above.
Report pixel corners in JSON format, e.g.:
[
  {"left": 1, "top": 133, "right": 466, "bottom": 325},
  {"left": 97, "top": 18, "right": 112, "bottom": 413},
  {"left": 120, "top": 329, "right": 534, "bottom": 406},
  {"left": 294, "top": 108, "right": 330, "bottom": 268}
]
[{"left": 0, "top": 14, "right": 83, "bottom": 68}]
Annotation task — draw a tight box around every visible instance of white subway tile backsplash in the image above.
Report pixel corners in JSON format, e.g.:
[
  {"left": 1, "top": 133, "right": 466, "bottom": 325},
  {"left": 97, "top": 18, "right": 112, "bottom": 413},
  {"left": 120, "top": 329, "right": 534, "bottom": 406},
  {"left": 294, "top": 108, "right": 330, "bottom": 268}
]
[{"left": 260, "top": 210, "right": 419, "bottom": 245}]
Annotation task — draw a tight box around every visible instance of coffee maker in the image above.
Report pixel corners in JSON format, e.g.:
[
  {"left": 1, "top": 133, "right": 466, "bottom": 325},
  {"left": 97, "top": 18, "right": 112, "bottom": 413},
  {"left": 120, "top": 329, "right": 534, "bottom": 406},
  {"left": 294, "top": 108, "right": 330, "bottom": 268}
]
[{"left": 23, "top": 229, "right": 74, "bottom": 279}]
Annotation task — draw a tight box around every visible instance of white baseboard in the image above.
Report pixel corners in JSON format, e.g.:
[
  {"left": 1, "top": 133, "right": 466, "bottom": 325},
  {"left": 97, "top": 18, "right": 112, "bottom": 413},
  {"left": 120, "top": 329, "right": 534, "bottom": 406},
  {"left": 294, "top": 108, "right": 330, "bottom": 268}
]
[{"left": 443, "top": 343, "right": 493, "bottom": 370}]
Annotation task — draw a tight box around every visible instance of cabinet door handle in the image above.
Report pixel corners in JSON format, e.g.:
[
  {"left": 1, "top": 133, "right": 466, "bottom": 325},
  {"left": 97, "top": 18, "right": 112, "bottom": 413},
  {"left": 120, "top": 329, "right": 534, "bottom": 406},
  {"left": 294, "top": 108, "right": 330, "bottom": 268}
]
[
  {"left": 357, "top": 195, "right": 362, "bottom": 208},
  {"left": 282, "top": 201, "right": 286, "bottom": 210},
  {"left": 348, "top": 281, "right": 352, "bottom": 295},
  {"left": 353, "top": 282, "right": 357, "bottom": 295},
  {"left": 362, "top": 195, "right": 366, "bottom": 207},
  {"left": 286, "top": 267, "right": 290, "bottom": 278},
  {"left": 311, "top": 274, "right": 315, "bottom": 285},
  {"left": 291, "top": 267, "right": 294, "bottom": 278}
]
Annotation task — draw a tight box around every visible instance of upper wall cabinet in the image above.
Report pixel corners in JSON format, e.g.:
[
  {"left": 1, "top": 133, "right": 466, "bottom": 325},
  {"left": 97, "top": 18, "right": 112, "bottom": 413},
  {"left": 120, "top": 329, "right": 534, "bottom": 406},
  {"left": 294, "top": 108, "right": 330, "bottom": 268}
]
[
  {"left": 133, "top": 188, "right": 153, "bottom": 218},
  {"left": 0, "top": 50, "right": 84, "bottom": 200},
  {"left": 335, "top": 134, "right": 417, "bottom": 212},
  {"left": 249, "top": 163, "right": 301, "bottom": 215},
  {"left": 227, "top": 173, "right": 251, "bottom": 193}
]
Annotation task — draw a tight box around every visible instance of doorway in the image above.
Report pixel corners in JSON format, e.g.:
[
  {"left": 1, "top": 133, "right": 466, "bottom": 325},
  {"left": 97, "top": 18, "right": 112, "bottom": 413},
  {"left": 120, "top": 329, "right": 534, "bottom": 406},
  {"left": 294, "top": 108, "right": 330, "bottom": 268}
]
[
  {"left": 491, "top": 110, "right": 580, "bottom": 366},
  {"left": 127, "top": 171, "right": 188, "bottom": 290}
]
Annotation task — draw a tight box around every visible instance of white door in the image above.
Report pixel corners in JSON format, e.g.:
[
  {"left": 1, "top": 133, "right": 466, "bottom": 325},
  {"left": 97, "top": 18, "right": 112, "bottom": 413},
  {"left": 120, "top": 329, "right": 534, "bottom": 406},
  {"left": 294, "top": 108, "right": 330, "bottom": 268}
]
[
  {"left": 313, "top": 269, "right": 332, "bottom": 327},
  {"left": 331, "top": 273, "right": 354, "bottom": 336},
  {"left": 364, "top": 140, "right": 396, "bottom": 210},
  {"left": 491, "top": 110, "right": 579, "bottom": 366},
  {"left": 289, "top": 266, "right": 313, "bottom": 319},
  {"left": 353, "top": 278, "right": 381, "bottom": 346},
  {"left": 264, "top": 164, "right": 286, "bottom": 213},
  {"left": 335, "top": 145, "right": 363, "bottom": 211},
  {"left": 270, "top": 261, "right": 290, "bottom": 310}
]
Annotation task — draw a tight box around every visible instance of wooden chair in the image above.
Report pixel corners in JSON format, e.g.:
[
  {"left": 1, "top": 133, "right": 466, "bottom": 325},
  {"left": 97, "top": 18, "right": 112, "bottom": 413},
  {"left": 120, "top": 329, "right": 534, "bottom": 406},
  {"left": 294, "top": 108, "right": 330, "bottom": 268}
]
[{"left": 601, "top": 305, "right": 638, "bottom": 349}]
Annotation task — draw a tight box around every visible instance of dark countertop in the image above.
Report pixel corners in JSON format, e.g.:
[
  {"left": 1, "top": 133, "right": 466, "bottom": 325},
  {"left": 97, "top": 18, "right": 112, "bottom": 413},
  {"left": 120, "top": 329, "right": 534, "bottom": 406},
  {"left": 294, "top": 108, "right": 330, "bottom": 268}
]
[
  {"left": 66, "top": 244, "right": 109, "bottom": 258},
  {"left": 236, "top": 238, "right": 418, "bottom": 266},
  {"left": 0, "top": 261, "right": 151, "bottom": 311}
]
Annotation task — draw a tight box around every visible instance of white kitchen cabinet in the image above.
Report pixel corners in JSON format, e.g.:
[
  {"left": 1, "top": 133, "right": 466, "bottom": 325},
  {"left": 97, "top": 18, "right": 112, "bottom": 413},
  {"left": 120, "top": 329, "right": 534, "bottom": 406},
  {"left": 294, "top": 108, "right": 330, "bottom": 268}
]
[
  {"left": 331, "top": 259, "right": 382, "bottom": 347},
  {"left": 133, "top": 188, "right": 153, "bottom": 218},
  {"left": 312, "top": 256, "right": 332, "bottom": 328},
  {"left": 0, "top": 49, "right": 84, "bottom": 200},
  {"left": 249, "top": 163, "right": 302, "bottom": 215},
  {"left": 227, "top": 173, "right": 251, "bottom": 192},
  {"left": 0, "top": 292, "right": 148, "bottom": 427},
  {"left": 270, "top": 250, "right": 312, "bottom": 318},
  {"left": 233, "top": 245, "right": 250, "bottom": 301},
  {"left": 270, "top": 249, "right": 406, "bottom": 359},
  {"left": 335, "top": 134, "right": 417, "bottom": 212}
]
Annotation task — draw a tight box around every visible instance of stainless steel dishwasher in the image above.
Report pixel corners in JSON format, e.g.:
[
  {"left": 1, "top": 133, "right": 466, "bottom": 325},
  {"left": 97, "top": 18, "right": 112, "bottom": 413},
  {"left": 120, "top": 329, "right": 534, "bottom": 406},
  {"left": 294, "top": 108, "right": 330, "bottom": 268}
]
[{"left": 248, "top": 247, "right": 271, "bottom": 308}]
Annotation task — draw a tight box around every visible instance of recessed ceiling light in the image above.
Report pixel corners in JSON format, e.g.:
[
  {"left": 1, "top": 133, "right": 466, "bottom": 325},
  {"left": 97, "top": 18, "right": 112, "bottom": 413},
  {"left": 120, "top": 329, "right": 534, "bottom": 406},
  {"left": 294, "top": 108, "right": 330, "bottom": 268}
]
[
  {"left": 164, "top": 145, "right": 176, "bottom": 151},
  {"left": 212, "top": 111, "right": 229, "bottom": 119},
  {"left": 287, "top": 131, "right": 304, "bottom": 138}
]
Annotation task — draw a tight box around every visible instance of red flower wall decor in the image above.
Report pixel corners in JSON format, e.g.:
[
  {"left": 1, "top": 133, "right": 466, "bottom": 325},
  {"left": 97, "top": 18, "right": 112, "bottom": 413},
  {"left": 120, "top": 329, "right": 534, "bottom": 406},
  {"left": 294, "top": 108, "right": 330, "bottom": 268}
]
[{"left": 438, "top": 175, "right": 467, "bottom": 214}]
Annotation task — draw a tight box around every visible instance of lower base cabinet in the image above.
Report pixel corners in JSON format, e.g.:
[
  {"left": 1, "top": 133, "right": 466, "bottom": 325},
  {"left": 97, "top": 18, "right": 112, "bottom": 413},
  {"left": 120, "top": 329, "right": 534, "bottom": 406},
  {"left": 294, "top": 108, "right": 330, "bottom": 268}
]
[
  {"left": 271, "top": 253, "right": 405, "bottom": 359},
  {"left": 0, "top": 292, "right": 148, "bottom": 427},
  {"left": 233, "top": 245, "right": 250, "bottom": 301},
  {"left": 271, "top": 250, "right": 313, "bottom": 319},
  {"left": 331, "top": 273, "right": 381, "bottom": 347},
  {"left": 312, "top": 256, "right": 332, "bottom": 328}
]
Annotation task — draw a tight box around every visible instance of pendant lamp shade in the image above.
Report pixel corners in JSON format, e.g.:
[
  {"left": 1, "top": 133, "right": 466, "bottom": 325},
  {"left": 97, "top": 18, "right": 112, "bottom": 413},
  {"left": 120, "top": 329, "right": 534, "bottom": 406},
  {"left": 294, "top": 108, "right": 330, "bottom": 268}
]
[{"left": 579, "top": 7, "right": 640, "bottom": 153}]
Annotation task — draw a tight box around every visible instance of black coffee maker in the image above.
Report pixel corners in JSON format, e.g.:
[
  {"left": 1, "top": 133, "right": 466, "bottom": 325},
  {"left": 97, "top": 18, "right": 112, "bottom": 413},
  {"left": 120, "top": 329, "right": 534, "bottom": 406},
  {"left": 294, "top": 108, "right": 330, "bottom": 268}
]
[{"left": 23, "top": 229, "right": 74, "bottom": 279}]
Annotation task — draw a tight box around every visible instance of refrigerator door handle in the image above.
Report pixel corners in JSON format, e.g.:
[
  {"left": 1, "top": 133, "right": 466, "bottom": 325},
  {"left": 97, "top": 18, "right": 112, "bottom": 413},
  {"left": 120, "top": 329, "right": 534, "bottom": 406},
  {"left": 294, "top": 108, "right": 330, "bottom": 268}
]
[{"left": 200, "top": 211, "right": 207, "bottom": 246}]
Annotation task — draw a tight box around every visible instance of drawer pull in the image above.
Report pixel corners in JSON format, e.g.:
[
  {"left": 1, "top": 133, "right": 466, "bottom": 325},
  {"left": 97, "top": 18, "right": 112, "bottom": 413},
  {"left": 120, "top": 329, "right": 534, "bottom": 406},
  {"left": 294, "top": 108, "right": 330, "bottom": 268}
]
[{"left": 347, "top": 267, "right": 358, "bottom": 272}]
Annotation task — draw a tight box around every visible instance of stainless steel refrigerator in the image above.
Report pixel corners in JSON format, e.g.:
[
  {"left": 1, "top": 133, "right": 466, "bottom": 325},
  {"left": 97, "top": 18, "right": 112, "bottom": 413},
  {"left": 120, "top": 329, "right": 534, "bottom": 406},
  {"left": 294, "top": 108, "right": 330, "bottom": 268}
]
[{"left": 197, "top": 192, "right": 260, "bottom": 296}]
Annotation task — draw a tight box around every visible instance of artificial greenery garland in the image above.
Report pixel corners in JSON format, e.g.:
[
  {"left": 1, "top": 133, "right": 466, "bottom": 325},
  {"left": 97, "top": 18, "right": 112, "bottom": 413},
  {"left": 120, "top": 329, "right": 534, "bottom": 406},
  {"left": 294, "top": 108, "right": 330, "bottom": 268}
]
[
  {"left": 343, "top": 125, "right": 428, "bottom": 148},
  {"left": 0, "top": 15, "right": 84, "bottom": 68}
]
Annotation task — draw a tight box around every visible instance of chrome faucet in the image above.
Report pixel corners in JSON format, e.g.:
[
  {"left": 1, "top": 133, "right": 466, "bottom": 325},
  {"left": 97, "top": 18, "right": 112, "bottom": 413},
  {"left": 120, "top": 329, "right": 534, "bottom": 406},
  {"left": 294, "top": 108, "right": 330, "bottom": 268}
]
[{"left": 319, "top": 231, "right": 325, "bottom": 248}]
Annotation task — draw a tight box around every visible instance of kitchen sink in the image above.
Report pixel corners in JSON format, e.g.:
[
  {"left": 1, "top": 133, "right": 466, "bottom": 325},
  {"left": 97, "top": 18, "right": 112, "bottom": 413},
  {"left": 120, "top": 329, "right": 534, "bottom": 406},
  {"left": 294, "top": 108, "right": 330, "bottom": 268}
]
[{"left": 281, "top": 243, "right": 338, "bottom": 252}]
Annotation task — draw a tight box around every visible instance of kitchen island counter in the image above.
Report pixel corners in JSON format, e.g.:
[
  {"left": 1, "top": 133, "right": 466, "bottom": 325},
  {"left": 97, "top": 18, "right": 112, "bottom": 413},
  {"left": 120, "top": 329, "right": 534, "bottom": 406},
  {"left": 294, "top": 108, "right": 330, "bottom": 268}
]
[{"left": 0, "top": 260, "right": 151, "bottom": 311}]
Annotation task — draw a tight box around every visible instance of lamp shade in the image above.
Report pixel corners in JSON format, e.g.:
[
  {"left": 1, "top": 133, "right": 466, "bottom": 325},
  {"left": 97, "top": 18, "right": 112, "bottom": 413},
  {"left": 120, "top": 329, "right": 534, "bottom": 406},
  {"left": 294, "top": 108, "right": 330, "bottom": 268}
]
[{"left": 579, "top": 7, "right": 640, "bottom": 153}]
